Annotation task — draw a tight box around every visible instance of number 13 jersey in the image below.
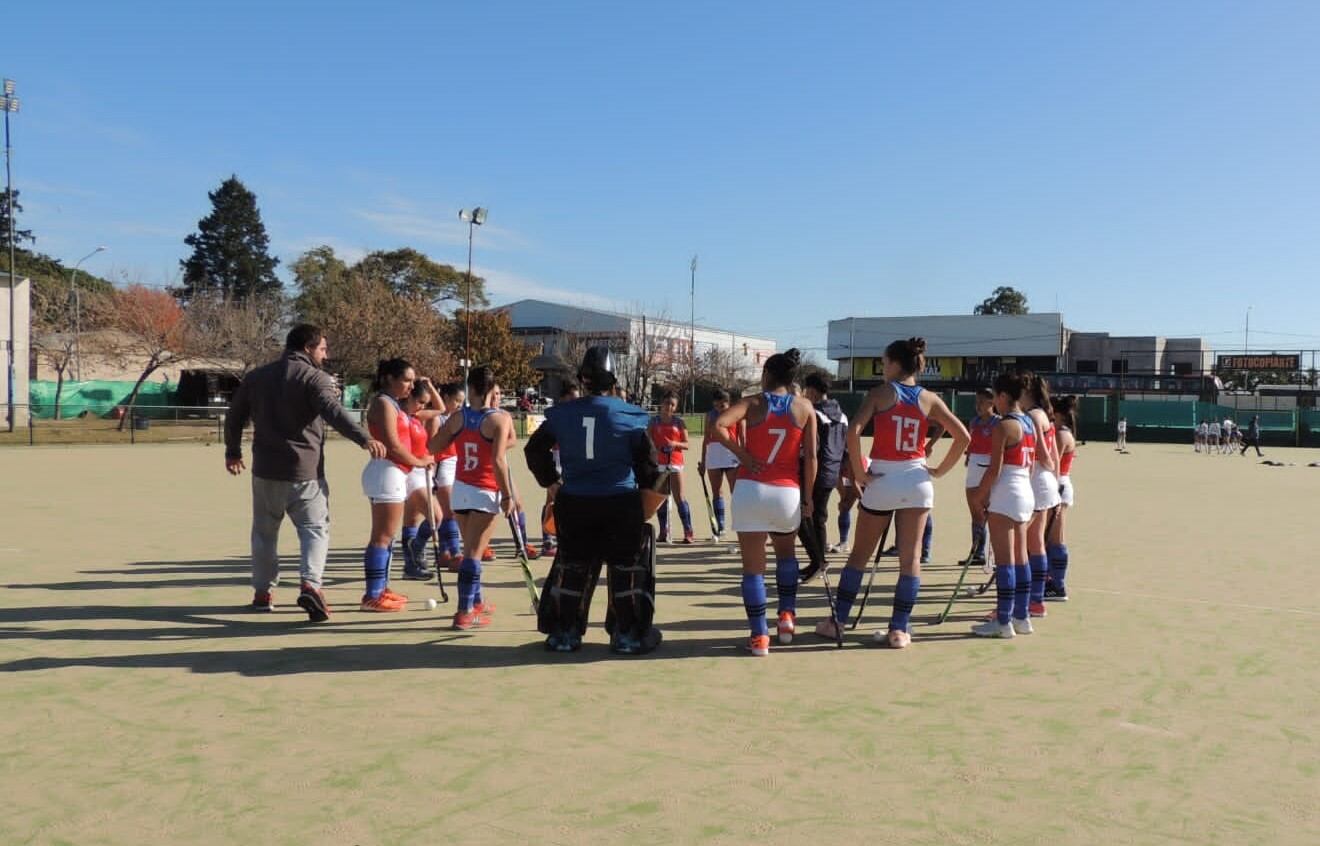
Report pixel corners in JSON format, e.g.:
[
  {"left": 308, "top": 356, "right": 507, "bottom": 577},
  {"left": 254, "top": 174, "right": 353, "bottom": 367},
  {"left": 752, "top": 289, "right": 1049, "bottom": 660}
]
[
  {"left": 740, "top": 392, "right": 803, "bottom": 488},
  {"left": 870, "top": 383, "right": 927, "bottom": 462}
]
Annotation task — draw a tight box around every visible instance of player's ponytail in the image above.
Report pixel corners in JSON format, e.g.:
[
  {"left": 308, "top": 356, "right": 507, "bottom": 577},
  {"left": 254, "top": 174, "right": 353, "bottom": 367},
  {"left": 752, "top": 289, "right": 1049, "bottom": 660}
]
[
  {"left": 885, "top": 337, "right": 926, "bottom": 377},
  {"left": 467, "top": 365, "right": 497, "bottom": 401},
  {"left": 763, "top": 347, "right": 802, "bottom": 389},
  {"left": 1023, "top": 371, "right": 1054, "bottom": 415},
  {"left": 992, "top": 372, "right": 1027, "bottom": 401},
  {"left": 373, "top": 358, "right": 413, "bottom": 392},
  {"left": 1054, "top": 394, "right": 1078, "bottom": 431}
]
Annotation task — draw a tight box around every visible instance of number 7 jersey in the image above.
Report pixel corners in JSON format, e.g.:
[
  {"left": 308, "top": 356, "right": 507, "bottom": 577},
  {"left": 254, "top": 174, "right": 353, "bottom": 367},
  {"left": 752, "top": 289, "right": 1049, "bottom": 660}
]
[
  {"left": 869, "top": 383, "right": 928, "bottom": 462},
  {"left": 740, "top": 392, "right": 804, "bottom": 488}
]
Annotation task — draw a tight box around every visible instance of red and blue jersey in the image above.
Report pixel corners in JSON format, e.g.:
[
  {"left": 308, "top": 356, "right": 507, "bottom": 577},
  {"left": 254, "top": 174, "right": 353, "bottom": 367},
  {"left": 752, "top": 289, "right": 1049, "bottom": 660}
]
[
  {"left": 741, "top": 392, "right": 803, "bottom": 488},
  {"left": 1059, "top": 449, "right": 1075, "bottom": 476},
  {"left": 455, "top": 407, "right": 499, "bottom": 491},
  {"left": 706, "top": 409, "right": 740, "bottom": 444},
  {"left": 968, "top": 413, "right": 998, "bottom": 456},
  {"left": 870, "top": 383, "right": 928, "bottom": 462},
  {"left": 368, "top": 394, "right": 415, "bottom": 473},
  {"left": 1001, "top": 412, "right": 1036, "bottom": 468},
  {"left": 650, "top": 415, "right": 687, "bottom": 467},
  {"left": 406, "top": 414, "right": 429, "bottom": 461},
  {"left": 433, "top": 411, "right": 458, "bottom": 462}
]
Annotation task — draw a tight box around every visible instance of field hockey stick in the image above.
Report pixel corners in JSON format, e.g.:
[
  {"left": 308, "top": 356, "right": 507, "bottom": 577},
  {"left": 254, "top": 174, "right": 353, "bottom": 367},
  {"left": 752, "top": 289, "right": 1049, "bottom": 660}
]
[
  {"left": 937, "top": 534, "right": 985, "bottom": 624},
  {"left": 848, "top": 515, "right": 891, "bottom": 631},
  {"left": 800, "top": 516, "right": 843, "bottom": 648},
  {"left": 504, "top": 480, "right": 541, "bottom": 613},
  {"left": 425, "top": 467, "right": 449, "bottom": 604},
  {"left": 698, "top": 466, "right": 720, "bottom": 539}
]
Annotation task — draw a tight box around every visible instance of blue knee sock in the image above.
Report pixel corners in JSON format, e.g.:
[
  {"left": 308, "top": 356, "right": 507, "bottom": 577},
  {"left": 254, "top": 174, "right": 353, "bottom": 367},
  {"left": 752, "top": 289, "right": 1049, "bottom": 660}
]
[
  {"left": 838, "top": 508, "right": 853, "bottom": 545},
  {"left": 441, "top": 518, "right": 461, "bottom": 556},
  {"left": 713, "top": 496, "right": 726, "bottom": 533},
  {"left": 457, "top": 557, "right": 481, "bottom": 611},
  {"left": 677, "top": 501, "right": 693, "bottom": 534},
  {"left": 775, "top": 557, "right": 799, "bottom": 615},
  {"left": 1029, "top": 554, "right": 1049, "bottom": 604},
  {"left": 995, "top": 565, "right": 1016, "bottom": 625},
  {"left": 401, "top": 525, "right": 418, "bottom": 568},
  {"left": 741, "top": 574, "right": 768, "bottom": 636},
  {"left": 363, "top": 544, "right": 390, "bottom": 598},
  {"left": 415, "top": 520, "right": 433, "bottom": 549},
  {"left": 834, "top": 566, "right": 864, "bottom": 623},
  {"left": 890, "top": 574, "right": 920, "bottom": 632},
  {"left": 657, "top": 505, "right": 670, "bottom": 538},
  {"left": 1013, "top": 563, "right": 1031, "bottom": 619},
  {"left": 1047, "top": 544, "right": 1069, "bottom": 588},
  {"left": 922, "top": 516, "right": 934, "bottom": 557}
]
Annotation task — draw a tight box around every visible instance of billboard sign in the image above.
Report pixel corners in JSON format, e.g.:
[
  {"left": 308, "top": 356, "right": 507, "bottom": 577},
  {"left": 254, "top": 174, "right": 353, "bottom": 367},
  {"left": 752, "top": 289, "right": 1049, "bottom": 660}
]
[{"left": 1216, "top": 354, "right": 1300, "bottom": 372}]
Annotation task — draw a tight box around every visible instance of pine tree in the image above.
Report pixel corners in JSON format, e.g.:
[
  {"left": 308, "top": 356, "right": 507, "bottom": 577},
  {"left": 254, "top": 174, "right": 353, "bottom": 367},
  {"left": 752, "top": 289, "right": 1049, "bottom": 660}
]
[
  {"left": 0, "top": 189, "right": 36, "bottom": 258},
  {"left": 177, "top": 176, "right": 281, "bottom": 303}
]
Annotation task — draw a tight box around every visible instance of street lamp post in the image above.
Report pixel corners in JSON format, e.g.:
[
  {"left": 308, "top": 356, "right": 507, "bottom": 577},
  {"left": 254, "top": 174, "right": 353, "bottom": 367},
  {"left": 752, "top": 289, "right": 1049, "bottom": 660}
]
[
  {"left": 458, "top": 207, "right": 487, "bottom": 397},
  {"left": 689, "top": 254, "right": 697, "bottom": 412},
  {"left": 70, "top": 246, "right": 106, "bottom": 382},
  {"left": 3, "top": 78, "right": 19, "bottom": 433}
]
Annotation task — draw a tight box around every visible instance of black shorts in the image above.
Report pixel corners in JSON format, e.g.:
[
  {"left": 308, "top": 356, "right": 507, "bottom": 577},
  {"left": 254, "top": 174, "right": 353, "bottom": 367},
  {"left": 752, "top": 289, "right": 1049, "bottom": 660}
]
[{"left": 554, "top": 490, "right": 644, "bottom": 570}]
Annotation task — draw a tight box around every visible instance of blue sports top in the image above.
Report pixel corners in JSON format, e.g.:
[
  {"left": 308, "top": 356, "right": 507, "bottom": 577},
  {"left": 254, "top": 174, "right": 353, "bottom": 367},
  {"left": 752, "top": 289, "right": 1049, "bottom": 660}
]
[{"left": 544, "top": 396, "right": 652, "bottom": 496}]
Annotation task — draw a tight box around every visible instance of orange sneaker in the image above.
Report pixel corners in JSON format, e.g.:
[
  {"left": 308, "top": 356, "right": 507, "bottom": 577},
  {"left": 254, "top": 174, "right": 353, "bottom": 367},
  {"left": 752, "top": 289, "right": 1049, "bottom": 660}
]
[
  {"left": 472, "top": 601, "right": 497, "bottom": 617},
  {"left": 360, "top": 592, "right": 407, "bottom": 612},
  {"left": 776, "top": 611, "right": 796, "bottom": 645},
  {"left": 747, "top": 634, "right": 771, "bottom": 656},
  {"left": 452, "top": 609, "right": 491, "bottom": 630},
  {"left": 481, "top": 547, "right": 497, "bottom": 562},
  {"left": 381, "top": 586, "right": 409, "bottom": 602}
]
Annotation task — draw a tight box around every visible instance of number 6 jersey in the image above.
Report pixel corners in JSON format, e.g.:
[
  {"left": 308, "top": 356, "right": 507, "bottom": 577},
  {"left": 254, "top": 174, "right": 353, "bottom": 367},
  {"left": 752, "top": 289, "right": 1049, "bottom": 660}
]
[{"left": 869, "top": 383, "right": 928, "bottom": 462}]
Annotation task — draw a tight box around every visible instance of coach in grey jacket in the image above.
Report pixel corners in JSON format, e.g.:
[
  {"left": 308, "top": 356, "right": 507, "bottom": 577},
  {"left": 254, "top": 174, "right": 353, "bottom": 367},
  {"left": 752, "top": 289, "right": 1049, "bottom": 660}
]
[{"left": 224, "top": 323, "right": 386, "bottom": 621}]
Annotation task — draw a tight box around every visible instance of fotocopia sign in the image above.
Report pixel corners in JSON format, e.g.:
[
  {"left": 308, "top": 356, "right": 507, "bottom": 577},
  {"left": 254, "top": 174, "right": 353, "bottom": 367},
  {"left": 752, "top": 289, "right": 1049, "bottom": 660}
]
[{"left": 1216, "top": 354, "right": 1300, "bottom": 372}]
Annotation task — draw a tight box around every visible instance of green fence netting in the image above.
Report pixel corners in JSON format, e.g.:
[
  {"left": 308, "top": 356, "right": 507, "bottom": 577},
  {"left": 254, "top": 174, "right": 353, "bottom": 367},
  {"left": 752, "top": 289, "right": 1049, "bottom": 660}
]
[{"left": 28, "top": 380, "right": 177, "bottom": 420}]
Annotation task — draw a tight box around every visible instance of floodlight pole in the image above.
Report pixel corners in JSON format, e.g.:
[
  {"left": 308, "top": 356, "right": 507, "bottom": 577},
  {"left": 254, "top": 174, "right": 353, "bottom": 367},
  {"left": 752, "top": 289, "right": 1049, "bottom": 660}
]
[
  {"left": 689, "top": 254, "right": 697, "bottom": 412},
  {"left": 459, "top": 207, "right": 486, "bottom": 399},
  {"left": 4, "top": 78, "right": 18, "bottom": 433}
]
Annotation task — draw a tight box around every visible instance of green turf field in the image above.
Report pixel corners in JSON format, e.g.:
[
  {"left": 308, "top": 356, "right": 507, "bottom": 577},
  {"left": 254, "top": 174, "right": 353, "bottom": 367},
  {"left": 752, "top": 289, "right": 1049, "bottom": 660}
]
[{"left": 1, "top": 441, "right": 1317, "bottom": 844}]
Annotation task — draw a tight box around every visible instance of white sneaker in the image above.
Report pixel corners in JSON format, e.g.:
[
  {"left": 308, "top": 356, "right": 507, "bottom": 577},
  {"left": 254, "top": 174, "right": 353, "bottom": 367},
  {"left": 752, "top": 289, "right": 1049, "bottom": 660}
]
[
  {"left": 874, "top": 628, "right": 912, "bottom": 648},
  {"left": 1011, "top": 617, "right": 1034, "bottom": 635},
  {"left": 971, "top": 619, "right": 1015, "bottom": 639},
  {"left": 815, "top": 617, "right": 844, "bottom": 640}
]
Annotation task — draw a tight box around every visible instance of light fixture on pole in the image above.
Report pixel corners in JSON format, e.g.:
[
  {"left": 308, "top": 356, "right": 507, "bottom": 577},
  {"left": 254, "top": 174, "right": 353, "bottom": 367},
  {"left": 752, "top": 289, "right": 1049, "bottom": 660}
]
[
  {"left": 3, "top": 78, "right": 19, "bottom": 433},
  {"left": 689, "top": 254, "right": 697, "bottom": 412},
  {"left": 70, "top": 246, "right": 107, "bottom": 381},
  {"left": 458, "top": 207, "right": 487, "bottom": 397}
]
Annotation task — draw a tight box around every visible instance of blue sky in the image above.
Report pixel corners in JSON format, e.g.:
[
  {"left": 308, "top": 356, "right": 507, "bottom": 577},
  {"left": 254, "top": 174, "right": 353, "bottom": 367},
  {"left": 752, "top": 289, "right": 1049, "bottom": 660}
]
[{"left": 8, "top": 1, "right": 1320, "bottom": 358}]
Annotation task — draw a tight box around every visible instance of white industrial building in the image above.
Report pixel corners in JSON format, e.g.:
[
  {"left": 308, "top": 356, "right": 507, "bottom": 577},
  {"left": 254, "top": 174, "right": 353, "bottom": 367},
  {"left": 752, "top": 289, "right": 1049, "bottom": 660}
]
[
  {"left": 1, "top": 271, "right": 30, "bottom": 429},
  {"left": 498, "top": 299, "right": 777, "bottom": 402}
]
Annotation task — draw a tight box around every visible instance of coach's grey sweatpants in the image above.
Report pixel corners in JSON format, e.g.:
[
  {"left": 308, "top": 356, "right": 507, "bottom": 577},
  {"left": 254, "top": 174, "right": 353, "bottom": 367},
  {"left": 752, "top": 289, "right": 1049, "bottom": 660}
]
[{"left": 250, "top": 476, "right": 331, "bottom": 591}]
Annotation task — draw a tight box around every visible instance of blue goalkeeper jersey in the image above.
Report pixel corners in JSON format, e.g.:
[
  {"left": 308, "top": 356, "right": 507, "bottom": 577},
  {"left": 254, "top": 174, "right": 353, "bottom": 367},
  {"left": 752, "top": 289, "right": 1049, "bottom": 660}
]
[{"left": 544, "top": 396, "right": 652, "bottom": 496}]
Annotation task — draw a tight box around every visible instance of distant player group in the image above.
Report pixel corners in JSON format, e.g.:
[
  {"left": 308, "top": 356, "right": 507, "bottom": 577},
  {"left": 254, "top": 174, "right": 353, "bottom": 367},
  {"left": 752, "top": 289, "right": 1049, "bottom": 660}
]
[{"left": 325, "top": 335, "right": 1084, "bottom": 656}]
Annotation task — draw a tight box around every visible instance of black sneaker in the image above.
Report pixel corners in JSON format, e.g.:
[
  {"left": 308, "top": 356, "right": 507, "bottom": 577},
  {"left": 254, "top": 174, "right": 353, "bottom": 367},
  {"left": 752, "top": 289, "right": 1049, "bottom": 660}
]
[
  {"left": 798, "top": 561, "right": 822, "bottom": 584},
  {"left": 402, "top": 564, "right": 435, "bottom": 581},
  {"left": 1043, "top": 582, "right": 1069, "bottom": 602},
  {"left": 882, "top": 546, "right": 899, "bottom": 557},
  {"left": 251, "top": 590, "right": 274, "bottom": 612},
  {"left": 296, "top": 583, "right": 331, "bottom": 622},
  {"left": 544, "top": 631, "right": 583, "bottom": 653},
  {"left": 610, "top": 627, "right": 662, "bottom": 656}
]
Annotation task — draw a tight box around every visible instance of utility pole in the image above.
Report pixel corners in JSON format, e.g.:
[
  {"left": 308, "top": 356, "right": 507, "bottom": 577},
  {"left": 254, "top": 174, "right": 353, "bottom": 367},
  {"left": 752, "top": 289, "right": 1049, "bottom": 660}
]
[
  {"left": 3, "top": 79, "right": 20, "bottom": 433},
  {"left": 689, "top": 254, "right": 697, "bottom": 412}
]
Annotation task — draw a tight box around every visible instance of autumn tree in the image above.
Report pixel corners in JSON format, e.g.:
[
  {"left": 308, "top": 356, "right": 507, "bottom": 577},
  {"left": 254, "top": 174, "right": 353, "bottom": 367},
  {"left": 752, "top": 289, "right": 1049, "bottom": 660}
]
[
  {"left": 30, "top": 283, "right": 110, "bottom": 418},
  {"left": 321, "top": 273, "right": 456, "bottom": 383},
  {"left": 454, "top": 309, "right": 539, "bottom": 393},
  {"left": 186, "top": 293, "right": 286, "bottom": 378},
  {"left": 291, "top": 245, "right": 487, "bottom": 322},
  {"left": 109, "top": 285, "right": 192, "bottom": 428}
]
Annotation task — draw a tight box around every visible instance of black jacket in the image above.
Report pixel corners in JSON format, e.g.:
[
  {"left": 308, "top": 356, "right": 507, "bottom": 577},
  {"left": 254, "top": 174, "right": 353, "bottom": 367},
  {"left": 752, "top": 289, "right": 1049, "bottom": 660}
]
[
  {"left": 224, "top": 351, "right": 370, "bottom": 481},
  {"left": 813, "top": 398, "right": 848, "bottom": 489}
]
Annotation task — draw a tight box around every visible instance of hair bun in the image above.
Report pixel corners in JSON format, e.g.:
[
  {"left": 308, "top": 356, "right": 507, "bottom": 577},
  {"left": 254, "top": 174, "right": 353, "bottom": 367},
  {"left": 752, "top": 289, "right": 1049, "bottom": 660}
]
[
  {"left": 783, "top": 347, "right": 802, "bottom": 367},
  {"left": 908, "top": 337, "right": 927, "bottom": 357}
]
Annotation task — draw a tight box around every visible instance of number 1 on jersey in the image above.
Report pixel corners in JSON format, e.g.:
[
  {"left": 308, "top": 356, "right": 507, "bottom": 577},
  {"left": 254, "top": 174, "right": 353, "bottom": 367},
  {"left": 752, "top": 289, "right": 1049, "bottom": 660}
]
[
  {"left": 893, "top": 415, "right": 921, "bottom": 453},
  {"left": 582, "top": 416, "right": 596, "bottom": 460}
]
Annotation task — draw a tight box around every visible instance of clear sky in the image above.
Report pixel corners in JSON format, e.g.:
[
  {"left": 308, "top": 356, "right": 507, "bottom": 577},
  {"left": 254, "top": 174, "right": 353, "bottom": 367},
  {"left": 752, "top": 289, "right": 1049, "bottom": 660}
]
[{"left": 8, "top": 1, "right": 1320, "bottom": 358}]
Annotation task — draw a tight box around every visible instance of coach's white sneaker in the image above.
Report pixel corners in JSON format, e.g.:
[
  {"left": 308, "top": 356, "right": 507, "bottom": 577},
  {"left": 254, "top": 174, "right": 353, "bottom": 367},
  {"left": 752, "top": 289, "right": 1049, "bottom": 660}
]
[
  {"left": 971, "top": 619, "right": 1015, "bottom": 639},
  {"left": 1011, "top": 617, "right": 1035, "bottom": 635}
]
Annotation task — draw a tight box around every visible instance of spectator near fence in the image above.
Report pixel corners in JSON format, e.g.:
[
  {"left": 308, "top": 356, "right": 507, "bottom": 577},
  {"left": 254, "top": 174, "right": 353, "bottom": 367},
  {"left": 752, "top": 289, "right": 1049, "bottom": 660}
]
[
  {"left": 1240, "top": 415, "right": 1264, "bottom": 457},
  {"left": 224, "top": 324, "right": 386, "bottom": 621}
]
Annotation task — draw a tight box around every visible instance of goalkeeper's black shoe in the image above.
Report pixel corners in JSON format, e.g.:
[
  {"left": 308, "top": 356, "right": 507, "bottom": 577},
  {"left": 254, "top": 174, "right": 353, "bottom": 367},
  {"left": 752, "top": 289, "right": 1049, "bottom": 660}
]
[{"left": 1043, "top": 582, "right": 1069, "bottom": 602}]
